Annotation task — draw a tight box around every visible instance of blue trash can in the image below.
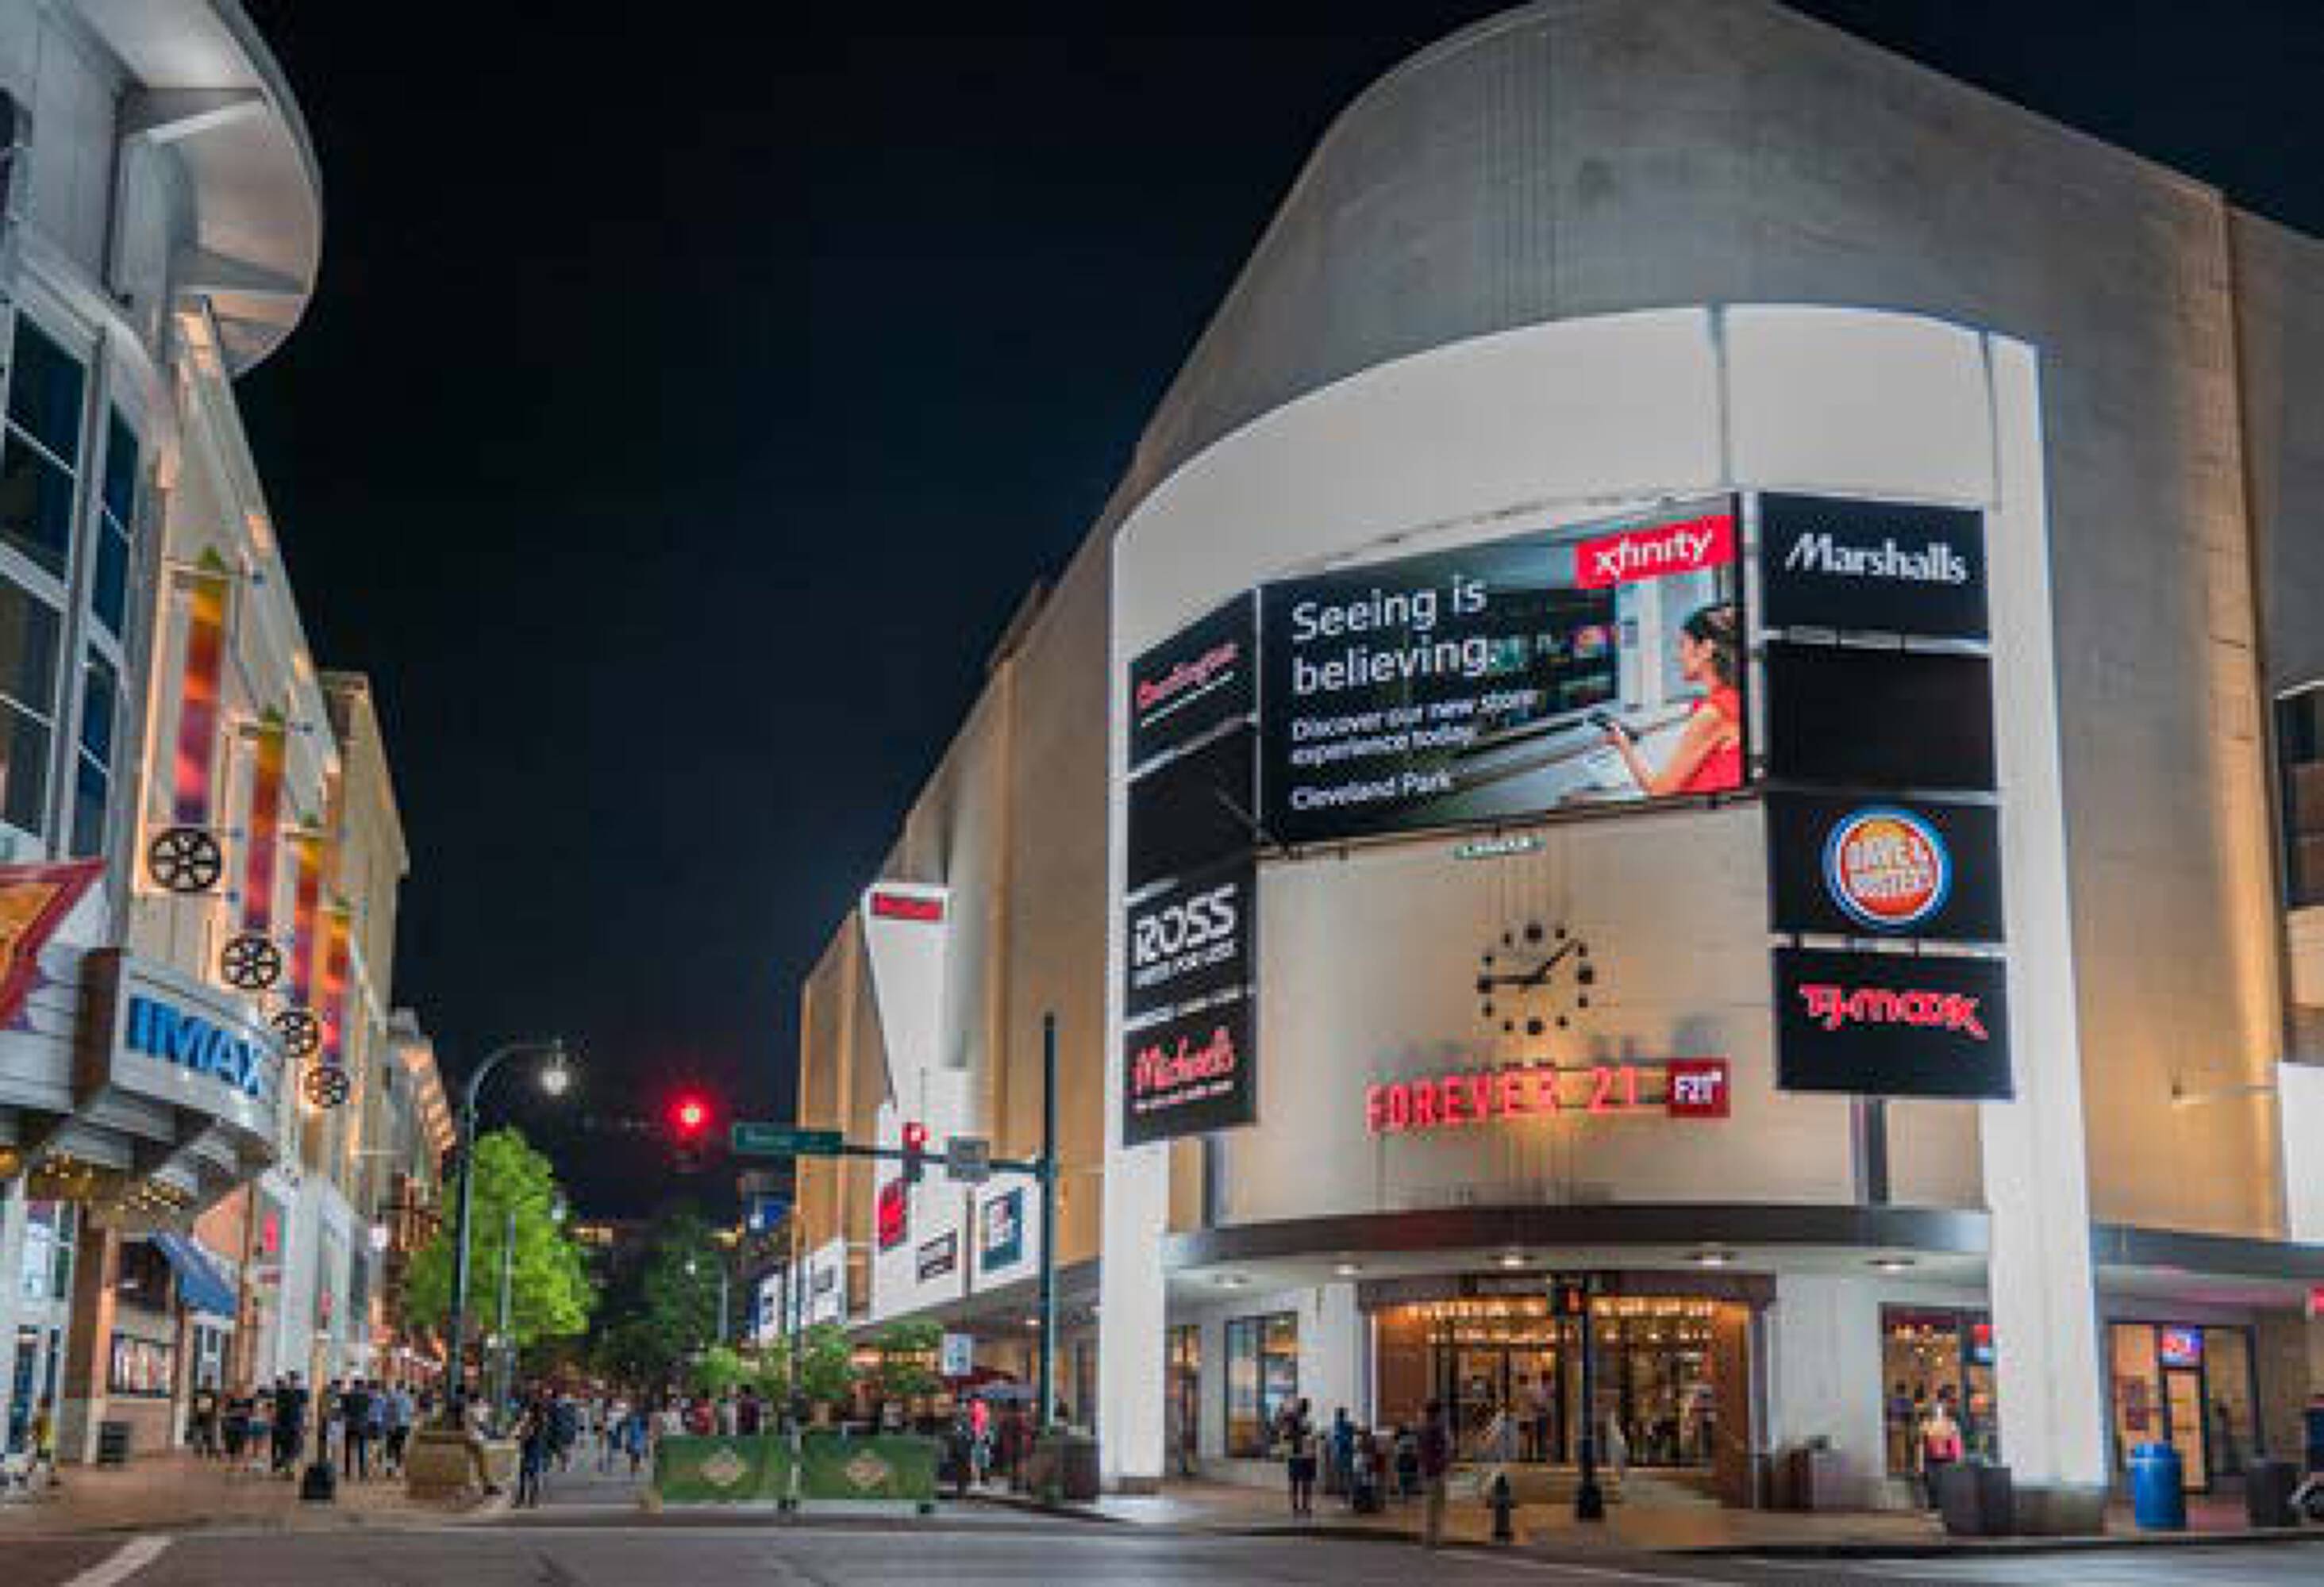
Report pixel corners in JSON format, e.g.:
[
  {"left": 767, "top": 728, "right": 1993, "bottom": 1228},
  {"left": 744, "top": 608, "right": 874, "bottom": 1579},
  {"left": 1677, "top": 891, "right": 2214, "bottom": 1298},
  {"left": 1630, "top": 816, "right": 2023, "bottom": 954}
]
[{"left": 2126, "top": 1442, "right": 2186, "bottom": 1531}]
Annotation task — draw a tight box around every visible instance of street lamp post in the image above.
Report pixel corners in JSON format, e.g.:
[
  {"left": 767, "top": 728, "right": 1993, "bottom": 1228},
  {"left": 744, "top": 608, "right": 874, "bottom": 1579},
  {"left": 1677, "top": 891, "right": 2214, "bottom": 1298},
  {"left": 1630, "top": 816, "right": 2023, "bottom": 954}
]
[{"left": 443, "top": 1038, "right": 569, "bottom": 1423}]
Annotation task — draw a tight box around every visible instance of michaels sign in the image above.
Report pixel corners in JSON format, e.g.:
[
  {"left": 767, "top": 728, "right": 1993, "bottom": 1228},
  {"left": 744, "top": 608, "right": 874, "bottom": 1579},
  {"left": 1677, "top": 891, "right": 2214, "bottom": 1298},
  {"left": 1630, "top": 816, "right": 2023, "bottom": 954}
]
[
  {"left": 1758, "top": 493, "right": 1988, "bottom": 641},
  {"left": 125, "top": 994, "right": 273, "bottom": 1100}
]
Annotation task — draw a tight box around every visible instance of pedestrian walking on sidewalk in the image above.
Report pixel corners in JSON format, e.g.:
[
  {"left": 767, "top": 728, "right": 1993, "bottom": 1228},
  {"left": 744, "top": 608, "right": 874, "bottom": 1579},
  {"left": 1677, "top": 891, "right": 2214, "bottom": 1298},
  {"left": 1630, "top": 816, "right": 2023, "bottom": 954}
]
[
  {"left": 1419, "top": 1399, "right": 1452, "bottom": 1549},
  {"left": 29, "top": 1396, "right": 59, "bottom": 1490},
  {"left": 342, "top": 1379, "right": 374, "bottom": 1481},
  {"left": 516, "top": 1394, "right": 553, "bottom": 1508},
  {"left": 1279, "top": 1397, "right": 1318, "bottom": 1516}
]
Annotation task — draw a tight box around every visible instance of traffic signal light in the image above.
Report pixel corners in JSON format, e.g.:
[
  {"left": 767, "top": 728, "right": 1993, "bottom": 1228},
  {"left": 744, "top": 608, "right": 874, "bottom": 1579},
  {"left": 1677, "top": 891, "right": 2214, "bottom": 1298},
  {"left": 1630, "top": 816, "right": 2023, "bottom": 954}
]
[
  {"left": 901, "top": 1120, "right": 929, "bottom": 1185},
  {"left": 671, "top": 1093, "right": 714, "bottom": 1142}
]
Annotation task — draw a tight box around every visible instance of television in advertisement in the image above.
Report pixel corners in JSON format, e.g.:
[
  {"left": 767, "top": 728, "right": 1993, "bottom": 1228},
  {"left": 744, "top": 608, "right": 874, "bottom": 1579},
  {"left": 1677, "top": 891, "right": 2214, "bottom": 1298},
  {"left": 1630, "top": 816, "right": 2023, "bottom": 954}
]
[
  {"left": 1764, "top": 793, "right": 2006, "bottom": 943},
  {"left": 1762, "top": 643, "right": 1996, "bottom": 793},
  {"left": 1773, "top": 946, "right": 2012, "bottom": 1100},
  {"left": 1259, "top": 500, "right": 1744, "bottom": 846},
  {"left": 1122, "top": 990, "right": 1255, "bottom": 1147},
  {"left": 1128, "top": 594, "right": 1256, "bottom": 771},
  {"left": 1758, "top": 494, "right": 1989, "bottom": 640},
  {"left": 1125, "top": 724, "right": 1256, "bottom": 893},
  {"left": 1123, "top": 857, "right": 1254, "bottom": 1020},
  {"left": 2157, "top": 1326, "right": 2203, "bottom": 1369}
]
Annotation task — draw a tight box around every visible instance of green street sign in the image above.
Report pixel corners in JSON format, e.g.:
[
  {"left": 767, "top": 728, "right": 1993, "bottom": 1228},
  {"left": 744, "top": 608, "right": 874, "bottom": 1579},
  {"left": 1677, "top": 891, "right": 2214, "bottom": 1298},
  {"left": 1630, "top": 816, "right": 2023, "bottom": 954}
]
[{"left": 732, "top": 1122, "right": 844, "bottom": 1158}]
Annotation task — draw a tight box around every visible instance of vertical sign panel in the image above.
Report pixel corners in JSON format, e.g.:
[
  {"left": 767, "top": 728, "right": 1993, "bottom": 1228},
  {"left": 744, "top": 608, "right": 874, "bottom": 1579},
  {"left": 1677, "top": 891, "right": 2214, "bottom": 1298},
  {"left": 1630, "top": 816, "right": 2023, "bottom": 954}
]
[
  {"left": 241, "top": 714, "right": 287, "bottom": 933},
  {"left": 172, "top": 572, "right": 229, "bottom": 827}
]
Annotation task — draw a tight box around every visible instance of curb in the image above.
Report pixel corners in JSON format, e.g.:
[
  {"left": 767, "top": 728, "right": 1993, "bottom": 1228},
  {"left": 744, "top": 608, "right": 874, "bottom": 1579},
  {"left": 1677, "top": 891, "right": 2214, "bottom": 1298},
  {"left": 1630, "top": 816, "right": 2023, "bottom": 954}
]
[{"left": 1674, "top": 1527, "right": 2324, "bottom": 1559}]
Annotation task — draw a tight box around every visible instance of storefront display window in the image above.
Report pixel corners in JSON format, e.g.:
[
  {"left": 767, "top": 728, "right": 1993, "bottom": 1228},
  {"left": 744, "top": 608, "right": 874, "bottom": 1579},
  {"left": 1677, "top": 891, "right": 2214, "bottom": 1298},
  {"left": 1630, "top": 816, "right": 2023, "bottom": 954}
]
[
  {"left": 1167, "top": 1324, "right": 1200, "bottom": 1474},
  {"left": 2107, "top": 1321, "right": 2257, "bottom": 1491},
  {"left": 107, "top": 1331, "right": 174, "bottom": 1397},
  {"left": 1881, "top": 1308, "right": 1999, "bottom": 1475},
  {"left": 1224, "top": 1312, "right": 1298, "bottom": 1458},
  {"left": 2280, "top": 685, "right": 2324, "bottom": 908}
]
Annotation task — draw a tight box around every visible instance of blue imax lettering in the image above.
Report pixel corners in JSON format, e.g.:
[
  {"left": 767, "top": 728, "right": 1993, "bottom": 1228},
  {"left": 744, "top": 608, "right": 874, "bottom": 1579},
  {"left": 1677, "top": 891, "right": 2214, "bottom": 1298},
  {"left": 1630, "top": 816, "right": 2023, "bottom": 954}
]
[{"left": 126, "top": 994, "right": 270, "bottom": 1099}]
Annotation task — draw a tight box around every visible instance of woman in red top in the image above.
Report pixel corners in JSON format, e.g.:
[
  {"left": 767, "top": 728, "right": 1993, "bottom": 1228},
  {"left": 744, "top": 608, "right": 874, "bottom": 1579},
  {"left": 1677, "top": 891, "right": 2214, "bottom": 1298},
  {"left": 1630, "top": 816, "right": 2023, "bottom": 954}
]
[{"left": 1604, "top": 602, "right": 1741, "bottom": 797}]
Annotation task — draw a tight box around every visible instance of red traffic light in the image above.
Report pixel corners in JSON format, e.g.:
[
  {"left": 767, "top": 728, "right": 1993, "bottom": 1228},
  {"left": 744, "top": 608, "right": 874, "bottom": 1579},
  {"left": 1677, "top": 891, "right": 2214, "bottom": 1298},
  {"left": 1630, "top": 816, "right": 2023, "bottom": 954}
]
[
  {"left": 901, "top": 1120, "right": 929, "bottom": 1152},
  {"left": 670, "top": 1093, "right": 714, "bottom": 1140}
]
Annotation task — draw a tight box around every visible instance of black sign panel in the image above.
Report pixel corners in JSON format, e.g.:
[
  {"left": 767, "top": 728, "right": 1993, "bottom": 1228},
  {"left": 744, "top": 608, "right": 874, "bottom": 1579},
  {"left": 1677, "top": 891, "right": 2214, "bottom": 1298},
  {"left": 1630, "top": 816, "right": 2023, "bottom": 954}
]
[
  {"left": 1124, "top": 858, "right": 1254, "bottom": 1019},
  {"left": 1759, "top": 494, "right": 1989, "bottom": 640},
  {"left": 1764, "top": 794, "right": 2005, "bottom": 943},
  {"left": 1762, "top": 643, "right": 1995, "bottom": 793},
  {"left": 1122, "top": 991, "right": 1255, "bottom": 1147},
  {"left": 915, "top": 1232, "right": 957, "bottom": 1284},
  {"left": 1129, "top": 595, "right": 1257, "bottom": 771},
  {"left": 1260, "top": 504, "right": 1742, "bottom": 845},
  {"left": 1125, "top": 724, "right": 1256, "bottom": 891},
  {"left": 1773, "top": 947, "right": 2012, "bottom": 1100}
]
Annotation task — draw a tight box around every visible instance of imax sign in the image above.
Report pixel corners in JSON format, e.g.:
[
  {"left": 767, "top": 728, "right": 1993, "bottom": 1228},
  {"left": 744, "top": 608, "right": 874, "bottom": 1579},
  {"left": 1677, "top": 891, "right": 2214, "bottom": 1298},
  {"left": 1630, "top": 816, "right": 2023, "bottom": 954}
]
[{"left": 125, "top": 994, "right": 272, "bottom": 1100}]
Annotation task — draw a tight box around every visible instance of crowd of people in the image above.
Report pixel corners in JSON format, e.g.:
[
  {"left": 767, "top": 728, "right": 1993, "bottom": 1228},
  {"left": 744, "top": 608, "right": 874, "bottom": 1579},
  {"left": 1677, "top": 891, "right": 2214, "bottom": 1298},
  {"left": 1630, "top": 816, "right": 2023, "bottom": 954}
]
[
  {"left": 1264, "top": 1397, "right": 1457, "bottom": 1545},
  {"left": 181, "top": 1372, "right": 425, "bottom": 1481}
]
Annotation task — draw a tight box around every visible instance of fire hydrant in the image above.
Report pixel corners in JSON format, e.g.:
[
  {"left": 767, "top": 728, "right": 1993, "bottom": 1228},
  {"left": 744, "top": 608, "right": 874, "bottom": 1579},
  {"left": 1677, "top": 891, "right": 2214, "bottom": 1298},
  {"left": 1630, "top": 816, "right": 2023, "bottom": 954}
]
[{"left": 1489, "top": 1472, "right": 1516, "bottom": 1544}]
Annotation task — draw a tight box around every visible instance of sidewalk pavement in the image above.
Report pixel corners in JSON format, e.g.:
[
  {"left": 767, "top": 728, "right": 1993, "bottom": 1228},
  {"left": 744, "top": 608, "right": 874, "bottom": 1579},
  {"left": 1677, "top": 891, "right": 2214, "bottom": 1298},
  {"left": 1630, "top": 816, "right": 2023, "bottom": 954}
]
[
  {"left": 970, "top": 1476, "right": 2311, "bottom": 1557},
  {"left": 0, "top": 1452, "right": 492, "bottom": 1535}
]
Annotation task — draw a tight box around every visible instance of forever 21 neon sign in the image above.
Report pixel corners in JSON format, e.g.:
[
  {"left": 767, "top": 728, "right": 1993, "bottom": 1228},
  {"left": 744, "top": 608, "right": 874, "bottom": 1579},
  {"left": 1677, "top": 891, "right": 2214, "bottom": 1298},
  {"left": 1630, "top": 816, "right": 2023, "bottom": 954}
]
[{"left": 1365, "top": 1058, "right": 1730, "bottom": 1135}]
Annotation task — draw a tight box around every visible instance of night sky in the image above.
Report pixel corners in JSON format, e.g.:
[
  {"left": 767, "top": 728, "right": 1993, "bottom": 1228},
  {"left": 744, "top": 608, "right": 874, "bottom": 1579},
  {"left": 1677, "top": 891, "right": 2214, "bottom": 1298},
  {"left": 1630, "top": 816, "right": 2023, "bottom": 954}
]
[{"left": 229, "top": 2, "right": 2322, "bottom": 1216}]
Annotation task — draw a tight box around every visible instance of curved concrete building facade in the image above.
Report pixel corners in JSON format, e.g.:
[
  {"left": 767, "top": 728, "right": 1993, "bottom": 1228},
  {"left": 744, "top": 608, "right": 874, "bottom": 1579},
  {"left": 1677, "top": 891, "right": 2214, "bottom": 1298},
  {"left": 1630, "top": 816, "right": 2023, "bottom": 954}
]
[{"left": 787, "top": 0, "right": 2324, "bottom": 1513}]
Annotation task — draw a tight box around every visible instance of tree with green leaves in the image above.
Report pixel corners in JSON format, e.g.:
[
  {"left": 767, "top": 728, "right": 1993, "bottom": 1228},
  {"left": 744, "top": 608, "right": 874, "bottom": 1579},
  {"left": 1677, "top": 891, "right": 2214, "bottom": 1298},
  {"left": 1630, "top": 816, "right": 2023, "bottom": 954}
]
[
  {"left": 402, "top": 1128, "right": 594, "bottom": 1351},
  {"left": 875, "top": 1318, "right": 942, "bottom": 1403},
  {"left": 589, "top": 1206, "right": 728, "bottom": 1390}
]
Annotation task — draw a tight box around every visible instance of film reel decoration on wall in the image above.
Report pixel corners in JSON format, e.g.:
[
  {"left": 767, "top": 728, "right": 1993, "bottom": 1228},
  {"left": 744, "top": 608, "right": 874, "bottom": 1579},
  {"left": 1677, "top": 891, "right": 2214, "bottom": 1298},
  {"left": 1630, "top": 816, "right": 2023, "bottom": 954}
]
[
  {"left": 219, "top": 932, "right": 285, "bottom": 991},
  {"left": 272, "top": 1005, "right": 321, "bottom": 1059},
  {"left": 147, "top": 826, "right": 224, "bottom": 893},
  {"left": 301, "top": 1062, "right": 350, "bottom": 1109},
  {"left": 1476, "top": 919, "right": 1596, "bottom": 1038}
]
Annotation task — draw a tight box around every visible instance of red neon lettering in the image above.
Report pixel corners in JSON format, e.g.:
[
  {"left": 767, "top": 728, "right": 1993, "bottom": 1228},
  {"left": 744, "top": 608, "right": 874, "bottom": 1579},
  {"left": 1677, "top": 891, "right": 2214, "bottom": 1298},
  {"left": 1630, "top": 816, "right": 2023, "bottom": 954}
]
[
  {"left": 1495, "top": 1070, "right": 1525, "bottom": 1118},
  {"left": 1441, "top": 1077, "right": 1466, "bottom": 1125},
  {"left": 1413, "top": 1082, "right": 1437, "bottom": 1128},
  {"left": 1365, "top": 1085, "right": 1387, "bottom": 1133},
  {"left": 1798, "top": 982, "right": 1988, "bottom": 1040}
]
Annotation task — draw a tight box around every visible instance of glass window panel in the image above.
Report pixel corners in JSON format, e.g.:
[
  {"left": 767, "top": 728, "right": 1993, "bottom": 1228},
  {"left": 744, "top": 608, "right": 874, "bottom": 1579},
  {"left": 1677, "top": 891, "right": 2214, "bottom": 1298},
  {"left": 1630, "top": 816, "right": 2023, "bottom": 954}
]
[
  {"left": 93, "top": 518, "right": 129, "bottom": 636},
  {"left": 0, "top": 580, "right": 56, "bottom": 717},
  {"left": 0, "top": 440, "right": 75, "bottom": 578},
  {"left": 0, "top": 697, "right": 48, "bottom": 835},
  {"left": 6, "top": 321, "right": 83, "bottom": 466},
  {"left": 69, "top": 754, "right": 105, "bottom": 858},
  {"left": 101, "top": 412, "right": 137, "bottom": 525},
  {"left": 79, "top": 653, "right": 114, "bottom": 765}
]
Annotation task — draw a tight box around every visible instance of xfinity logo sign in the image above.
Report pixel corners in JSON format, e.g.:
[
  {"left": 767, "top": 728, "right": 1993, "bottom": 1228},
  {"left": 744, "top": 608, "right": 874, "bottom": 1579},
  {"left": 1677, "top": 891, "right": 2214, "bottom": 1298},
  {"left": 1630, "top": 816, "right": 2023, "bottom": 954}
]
[
  {"left": 1759, "top": 494, "right": 1988, "bottom": 640},
  {"left": 125, "top": 993, "right": 272, "bottom": 1100},
  {"left": 1575, "top": 512, "right": 1735, "bottom": 590},
  {"left": 1781, "top": 532, "right": 1970, "bottom": 586}
]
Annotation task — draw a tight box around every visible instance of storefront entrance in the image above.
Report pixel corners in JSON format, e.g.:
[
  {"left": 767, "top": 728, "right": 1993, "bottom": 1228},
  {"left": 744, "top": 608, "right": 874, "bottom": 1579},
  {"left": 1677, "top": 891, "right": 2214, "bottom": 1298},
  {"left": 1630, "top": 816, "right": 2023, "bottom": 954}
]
[
  {"left": 2107, "top": 1321, "right": 2257, "bottom": 1492},
  {"left": 1376, "top": 1289, "right": 1747, "bottom": 1495}
]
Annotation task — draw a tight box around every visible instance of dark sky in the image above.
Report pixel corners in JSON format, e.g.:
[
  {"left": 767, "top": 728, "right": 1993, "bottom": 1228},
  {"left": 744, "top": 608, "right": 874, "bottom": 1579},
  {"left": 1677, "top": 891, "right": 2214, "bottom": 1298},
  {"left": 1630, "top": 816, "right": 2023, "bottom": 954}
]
[{"left": 230, "top": 1, "right": 2322, "bottom": 1216}]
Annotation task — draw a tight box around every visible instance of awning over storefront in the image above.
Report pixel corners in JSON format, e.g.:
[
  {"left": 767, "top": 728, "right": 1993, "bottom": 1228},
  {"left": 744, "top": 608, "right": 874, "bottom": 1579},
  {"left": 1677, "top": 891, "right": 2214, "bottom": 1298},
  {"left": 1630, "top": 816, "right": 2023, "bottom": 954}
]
[{"left": 152, "top": 1231, "right": 237, "bottom": 1319}]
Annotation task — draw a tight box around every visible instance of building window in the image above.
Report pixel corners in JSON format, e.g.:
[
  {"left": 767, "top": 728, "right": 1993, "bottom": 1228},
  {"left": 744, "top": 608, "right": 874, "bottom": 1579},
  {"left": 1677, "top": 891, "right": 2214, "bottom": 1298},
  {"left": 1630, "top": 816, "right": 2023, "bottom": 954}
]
[
  {"left": 2282, "top": 686, "right": 2324, "bottom": 909},
  {"left": 91, "top": 412, "right": 137, "bottom": 638},
  {"left": 1880, "top": 1307, "right": 1999, "bottom": 1475},
  {"left": 106, "top": 1331, "right": 174, "bottom": 1397},
  {"left": 0, "top": 577, "right": 56, "bottom": 836},
  {"left": 1223, "top": 1312, "right": 1298, "bottom": 1458},
  {"left": 0, "top": 318, "right": 83, "bottom": 580},
  {"left": 2107, "top": 1321, "right": 2258, "bottom": 1491},
  {"left": 69, "top": 651, "right": 116, "bottom": 856}
]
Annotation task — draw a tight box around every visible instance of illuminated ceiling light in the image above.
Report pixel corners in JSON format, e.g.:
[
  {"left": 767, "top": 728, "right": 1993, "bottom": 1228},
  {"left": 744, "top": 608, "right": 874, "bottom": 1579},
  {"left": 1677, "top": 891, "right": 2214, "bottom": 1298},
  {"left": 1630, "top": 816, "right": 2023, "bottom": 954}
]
[
  {"left": 1218, "top": 1274, "right": 1249, "bottom": 1289},
  {"left": 1691, "top": 1247, "right": 1735, "bottom": 1268},
  {"left": 1869, "top": 1255, "right": 1917, "bottom": 1274},
  {"left": 1497, "top": 1251, "right": 1527, "bottom": 1270},
  {"left": 1333, "top": 1261, "right": 1364, "bottom": 1278}
]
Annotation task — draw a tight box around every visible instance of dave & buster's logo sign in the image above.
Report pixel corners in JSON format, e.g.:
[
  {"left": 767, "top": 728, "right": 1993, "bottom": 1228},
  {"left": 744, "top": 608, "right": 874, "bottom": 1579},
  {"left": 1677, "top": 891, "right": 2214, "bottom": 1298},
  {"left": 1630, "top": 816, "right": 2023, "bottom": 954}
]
[
  {"left": 1765, "top": 794, "right": 2005, "bottom": 943},
  {"left": 1773, "top": 947, "right": 2011, "bottom": 1100},
  {"left": 1758, "top": 493, "right": 1988, "bottom": 640}
]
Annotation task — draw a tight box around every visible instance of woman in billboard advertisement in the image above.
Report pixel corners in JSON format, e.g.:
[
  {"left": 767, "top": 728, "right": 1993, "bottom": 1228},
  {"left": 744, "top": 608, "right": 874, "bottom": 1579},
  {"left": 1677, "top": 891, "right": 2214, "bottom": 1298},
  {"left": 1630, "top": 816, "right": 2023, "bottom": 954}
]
[{"left": 1603, "top": 602, "right": 1742, "bottom": 796}]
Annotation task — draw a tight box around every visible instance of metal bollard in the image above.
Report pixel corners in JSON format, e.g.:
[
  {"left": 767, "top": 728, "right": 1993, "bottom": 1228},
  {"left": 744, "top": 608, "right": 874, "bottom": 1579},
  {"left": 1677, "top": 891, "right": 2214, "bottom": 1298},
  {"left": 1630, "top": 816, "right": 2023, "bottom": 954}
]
[{"left": 1490, "top": 1472, "right": 1516, "bottom": 1544}]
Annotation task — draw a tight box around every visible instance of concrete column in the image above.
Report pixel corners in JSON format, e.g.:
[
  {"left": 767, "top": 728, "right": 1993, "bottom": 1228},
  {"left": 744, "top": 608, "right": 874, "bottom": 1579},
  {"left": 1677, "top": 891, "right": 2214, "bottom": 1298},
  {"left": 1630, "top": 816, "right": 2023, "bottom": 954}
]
[
  {"left": 57, "top": 1224, "right": 118, "bottom": 1464},
  {"left": 1096, "top": 1139, "right": 1167, "bottom": 1489},
  {"left": 1979, "top": 338, "right": 2107, "bottom": 1493},
  {"left": 0, "top": 1182, "right": 22, "bottom": 1441},
  {"left": 1303, "top": 1283, "right": 1366, "bottom": 1428},
  {"left": 1766, "top": 1273, "right": 1887, "bottom": 1505}
]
